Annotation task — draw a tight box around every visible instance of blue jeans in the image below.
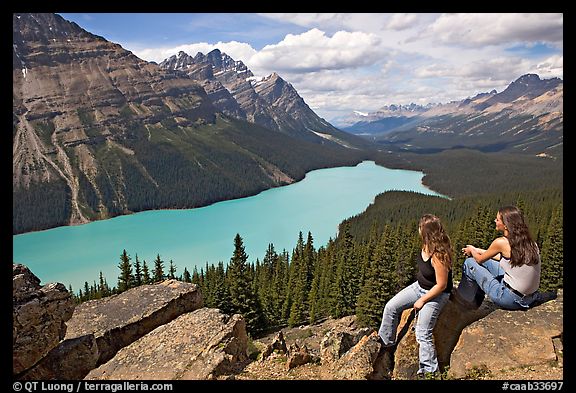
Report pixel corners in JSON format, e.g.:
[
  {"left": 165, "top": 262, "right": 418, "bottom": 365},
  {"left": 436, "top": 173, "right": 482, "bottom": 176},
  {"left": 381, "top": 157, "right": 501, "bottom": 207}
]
[
  {"left": 378, "top": 281, "right": 450, "bottom": 374},
  {"left": 456, "top": 257, "right": 538, "bottom": 310}
]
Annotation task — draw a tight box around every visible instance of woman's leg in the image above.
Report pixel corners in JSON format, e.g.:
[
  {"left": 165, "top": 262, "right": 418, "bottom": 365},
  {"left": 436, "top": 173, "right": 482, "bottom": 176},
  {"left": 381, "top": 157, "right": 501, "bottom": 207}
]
[
  {"left": 378, "top": 281, "right": 421, "bottom": 346},
  {"left": 459, "top": 258, "right": 523, "bottom": 309},
  {"left": 414, "top": 292, "right": 450, "bottom": 374},
  {"left": 454, "top": 257, "right": 486, "bottom": 304}
]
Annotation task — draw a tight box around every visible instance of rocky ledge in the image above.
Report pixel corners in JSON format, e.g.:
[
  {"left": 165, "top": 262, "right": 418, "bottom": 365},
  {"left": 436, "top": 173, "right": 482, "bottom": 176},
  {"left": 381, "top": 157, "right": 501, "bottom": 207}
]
[{"left": 13, "top": 264, "right": 563, "bottom": 380}]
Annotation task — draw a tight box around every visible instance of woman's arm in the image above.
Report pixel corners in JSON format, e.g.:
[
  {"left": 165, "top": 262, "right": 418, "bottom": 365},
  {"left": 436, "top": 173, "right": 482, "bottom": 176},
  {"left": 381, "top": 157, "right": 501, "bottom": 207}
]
[
  {"left": 413, "top": 256, "right": 449, "bottom": 311},
  {"left": 465, "top": 237, "right": 507, "bottom": 264}
]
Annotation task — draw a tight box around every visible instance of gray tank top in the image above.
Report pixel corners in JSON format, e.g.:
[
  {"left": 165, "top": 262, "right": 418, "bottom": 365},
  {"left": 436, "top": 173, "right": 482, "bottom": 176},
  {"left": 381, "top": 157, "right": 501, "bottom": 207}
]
[{"left": 500, "top": 255, "right": 541, "bottom": 295}]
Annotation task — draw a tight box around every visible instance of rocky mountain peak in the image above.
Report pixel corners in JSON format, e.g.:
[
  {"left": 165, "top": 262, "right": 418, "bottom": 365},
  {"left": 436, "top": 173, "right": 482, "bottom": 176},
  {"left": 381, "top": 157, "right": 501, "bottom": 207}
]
[
  {"left": 158, "top": 49, "right": 363, "bottom": 147},
  {"left": 205, "top": 49, "right": 249, "bottom": 75},
  {"left": 473, "top": 73, "right": 563, "bottom": 111},
  {"left": 14, "top": 13, "right": 98, "bottom": 44},
  {"left": 515, "top": 73, "right": 543, "bottom": 85},
  {"left": 160, "top": 51, "right": 196, "bottom": 71}
]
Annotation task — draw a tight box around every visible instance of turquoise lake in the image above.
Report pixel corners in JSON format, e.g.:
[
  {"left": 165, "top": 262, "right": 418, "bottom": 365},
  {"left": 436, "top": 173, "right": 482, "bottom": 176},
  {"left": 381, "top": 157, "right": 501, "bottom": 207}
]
[{"left": 13, "top": 161, "right": 444, "bottom": 291}]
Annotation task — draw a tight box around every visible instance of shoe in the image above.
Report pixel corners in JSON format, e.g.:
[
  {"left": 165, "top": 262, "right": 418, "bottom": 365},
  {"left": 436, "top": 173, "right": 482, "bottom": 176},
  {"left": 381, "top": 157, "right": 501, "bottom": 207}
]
[
  {"left": 416, "top": 371, "right": 441, "bottom": 380},
  {"left": 450, "top": 289, "right": 480, "bottom": 310}
]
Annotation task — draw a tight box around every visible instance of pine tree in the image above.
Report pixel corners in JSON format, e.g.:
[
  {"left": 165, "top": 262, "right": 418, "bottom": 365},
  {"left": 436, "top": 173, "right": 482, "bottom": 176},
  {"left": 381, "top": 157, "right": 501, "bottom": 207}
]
[
  {"left": 308, "top": 245, "right": 325, "bottom": 324},
  {"left": 356, "top": 225, "right": 398, "bottom": 328},
  {"left": 288, "top": 232, "right": 308, "bottom": 326},
  {"left": 117, "top": 249, "right": 133, "bottom": 293},
  {"left": 332, "top": 223, "right": 359, "bottom": 318},
  {"left": 257, "top": 243, "right": 279, "bottom": 328},
  {"left": 318, "top": 239, "right": 338, "bottom": 318},
  {"left": 142, "top": 260, "right": 151, "bottom": 285},
  {"left": 540, "top": 203, "right": 563, "bottom": 291},
  {"left": 227, "top": 234, "right": 263, "bottom": 336},
  {"left": 212, "top": 261, "right": 232, "bottom": 314},
  {"left": 183, "top": 267, "right": 192, "bottom": 283},
  {"left": 168, "top": 260, "right": 177, "bottom": 279},
  {"left": 133, "top": 254, "right": 142, "bottom": 287},
  {"left": 98, "top": 271, "right": 110, "bottom": 298},
  {"left": 83, "top": 281, "right": 90, "bottom": 301},
  {"left": 153, "top": 254, "right": 165, "bottom": 282}
]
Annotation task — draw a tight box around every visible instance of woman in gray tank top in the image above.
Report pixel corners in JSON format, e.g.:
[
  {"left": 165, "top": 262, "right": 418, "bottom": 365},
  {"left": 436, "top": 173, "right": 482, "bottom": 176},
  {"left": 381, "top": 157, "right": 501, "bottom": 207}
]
[{"left": 452, "top": 205, "right": 541, "bottom": 310}]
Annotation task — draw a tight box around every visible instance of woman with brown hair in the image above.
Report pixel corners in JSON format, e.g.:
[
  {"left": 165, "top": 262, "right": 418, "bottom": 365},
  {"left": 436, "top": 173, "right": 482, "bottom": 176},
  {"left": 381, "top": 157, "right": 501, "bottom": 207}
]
[
  {"left": 378, "top": 214, "right": 453, "bottom": 378},
  {"left": 452, "top": 205, "right": 541, "bottom": 310}
]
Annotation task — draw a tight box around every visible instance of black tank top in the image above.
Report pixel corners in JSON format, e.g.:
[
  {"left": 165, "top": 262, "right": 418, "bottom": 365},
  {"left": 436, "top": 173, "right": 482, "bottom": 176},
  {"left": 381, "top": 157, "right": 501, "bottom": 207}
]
[{"left": 416, "top": 252, "right": 453, "bottom": 293}]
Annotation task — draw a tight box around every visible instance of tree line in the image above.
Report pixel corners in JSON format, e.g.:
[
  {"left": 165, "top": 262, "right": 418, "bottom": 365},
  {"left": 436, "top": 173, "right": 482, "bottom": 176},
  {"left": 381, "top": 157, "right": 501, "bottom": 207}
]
[{"left": 71, "top": 187, "right": 563, "bottom": 338}]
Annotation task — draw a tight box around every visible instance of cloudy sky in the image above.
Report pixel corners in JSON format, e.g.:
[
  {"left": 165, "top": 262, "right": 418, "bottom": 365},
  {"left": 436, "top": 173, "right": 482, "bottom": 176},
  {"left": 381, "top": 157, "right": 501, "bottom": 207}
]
[{"left": 59, "top": 13, "right": 563, "bottom": 122}]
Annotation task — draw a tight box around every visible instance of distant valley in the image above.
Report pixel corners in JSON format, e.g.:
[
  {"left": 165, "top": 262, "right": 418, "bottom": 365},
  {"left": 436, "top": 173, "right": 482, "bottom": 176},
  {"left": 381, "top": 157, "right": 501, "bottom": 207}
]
[{"left": 338, "top": 74, "right": 563, "bottom": 157}]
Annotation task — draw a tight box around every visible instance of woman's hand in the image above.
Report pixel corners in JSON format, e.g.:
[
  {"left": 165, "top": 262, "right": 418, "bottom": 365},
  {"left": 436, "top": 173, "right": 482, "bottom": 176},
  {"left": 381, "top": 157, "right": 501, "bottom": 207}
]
[
  {"left": 414, "top": 298, "right": 425, "bottom": 312},
  {"left": 462, "top": 245, "right": 476, "bottom": 257}
]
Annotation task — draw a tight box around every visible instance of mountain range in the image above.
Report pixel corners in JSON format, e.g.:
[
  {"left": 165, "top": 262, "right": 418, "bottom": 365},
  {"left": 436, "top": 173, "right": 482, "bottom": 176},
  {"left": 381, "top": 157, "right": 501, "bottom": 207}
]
[
  {"left": 12, "top": 13, "right": 563, "bottom": 235},
  {"left": 12, "top": 13, "right": 365, "bottom": 234},
  {"left": 159, "top": 50, "right": 361, "bottom": 148},
  {"left": 340, "top": 74, "right": 563, "bottom": 156}
]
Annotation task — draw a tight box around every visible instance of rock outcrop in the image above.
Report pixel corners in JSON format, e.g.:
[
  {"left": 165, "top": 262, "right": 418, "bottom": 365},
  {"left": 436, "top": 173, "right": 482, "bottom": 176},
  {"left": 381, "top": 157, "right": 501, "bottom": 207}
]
[
  {"left": 86, "top": 308, "right": 248, "bottom": 380},
  {"left": 447, "top": 290, "right": 563, "bottom": 379},
  {"left": 13, "top": 264, "right": 75, "bottom": 376},
  {"left": 13, "top": 262, "right": 563, "bottom": 381},
  {"left": 65, "top": 279, "right": 203, "bottom": 367},
  {"left": 246, "top": 291, "right": 562, "bottom": 380}
]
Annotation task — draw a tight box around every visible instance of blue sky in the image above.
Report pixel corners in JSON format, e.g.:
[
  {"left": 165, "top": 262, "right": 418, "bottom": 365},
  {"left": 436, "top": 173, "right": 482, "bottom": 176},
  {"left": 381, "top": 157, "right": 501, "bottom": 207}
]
[{"left": 59, "top": 13, "right": 563, "bottom": 122}]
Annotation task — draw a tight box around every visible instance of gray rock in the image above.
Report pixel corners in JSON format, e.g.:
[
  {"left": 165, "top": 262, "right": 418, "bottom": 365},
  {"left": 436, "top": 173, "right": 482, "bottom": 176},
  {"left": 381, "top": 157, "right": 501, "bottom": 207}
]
[
  {"left": 13, "top": 264, "right": 75, "bottom": 376},
  {"left": 19, "top": 334, "right": 99, "bottom": 380},
  {"left": 86, "top": 308, "right": 248, "bottom": 380},
  {"left": 65, "top": 279, "right": 203, "bottom": 366}
]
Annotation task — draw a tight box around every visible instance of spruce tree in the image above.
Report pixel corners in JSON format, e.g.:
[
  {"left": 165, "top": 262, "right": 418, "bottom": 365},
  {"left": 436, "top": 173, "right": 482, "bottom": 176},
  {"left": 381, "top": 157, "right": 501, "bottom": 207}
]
[
  {"left": 83, "top": 281, "right": 90, "bottom": 301},
  {"left": 356, "top": 225, "right": 398, "bottom": 328},
  {"left": 183, "top": 267, "right": 192, "bottom": 283},
  {"left": 117, "top": 249, "right": 133, "bottom": 293},
  {"left": 332, "top": 223, "right": 359, "bottom": 318},
  {"left": 142, "top": 260, "right": 151, "bottom": 285},
  {"left": 153, "top": 254, "right": 165, "bottom": 282},
  {"left": 133, "top": 254, "right": 142, "bottom": 287},
  {"left": 308, "top": 245, "right": 324, "bottom": 324},
  {"left": 168, "top": 260, "right": 177, "bottom": 279},
  {"left": 213, "top": 261, "right": 232, "bottom": 314},
  {"left": 227, "top": 234, "right": 263, "bottom": 336},
  {"left": 98, "top": 271, "right": 110, "bottom": 298},
  {"left": 288, "top": 232, "right": 307, "bottom": 326},
  {"left": 540, "top": 203, "right": 563, "bottom": 291},
  {"left": 258, "top": 244, "right": 279, "bottom": 328}
]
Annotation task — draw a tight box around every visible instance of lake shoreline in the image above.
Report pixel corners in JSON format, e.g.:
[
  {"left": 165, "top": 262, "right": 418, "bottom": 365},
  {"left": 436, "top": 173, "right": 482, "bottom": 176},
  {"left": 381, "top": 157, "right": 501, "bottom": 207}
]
[{"left": 14, "top": 161, "right": 443, "bottom": 291}]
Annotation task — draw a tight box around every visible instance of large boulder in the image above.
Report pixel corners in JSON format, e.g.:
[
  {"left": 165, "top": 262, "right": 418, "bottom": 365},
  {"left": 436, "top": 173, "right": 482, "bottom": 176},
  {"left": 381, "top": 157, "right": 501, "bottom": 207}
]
[
  {"left": 65, "top": 279, "right": 203, "bottom": 367},
  {"left": 392, "top": 291, "right": 561, "bottom": 380},
  {"left": 18, "top": 334, "right": 99, "bottom": 380},
  {"left": 86, "top": 308, "right": 248, "bottom": 380},
  {"left": 13, "top": 264, "right": 75, "bottom": 376},
  {"left": 448, "top": 290, "right": 563, "bottom": 379}
]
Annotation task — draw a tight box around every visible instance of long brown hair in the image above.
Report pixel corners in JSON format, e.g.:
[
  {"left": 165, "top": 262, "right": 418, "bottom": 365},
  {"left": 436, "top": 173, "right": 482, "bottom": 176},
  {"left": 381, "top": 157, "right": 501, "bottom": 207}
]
[
  {"left": 419, "top": 214, "right": 452, "bottom": 269},
  {"left": 499, "top": 205, "right": 540, "bottom": 267}
]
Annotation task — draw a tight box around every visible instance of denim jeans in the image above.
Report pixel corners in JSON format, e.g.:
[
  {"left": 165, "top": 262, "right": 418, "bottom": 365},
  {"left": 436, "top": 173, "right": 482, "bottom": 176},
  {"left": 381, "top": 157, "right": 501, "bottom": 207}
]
[
  {"left": 456, "top": 257, "right": 538, "bottom": 310},
  {"left": 378, "top": 281, "right": 450, "bottom": 374}
]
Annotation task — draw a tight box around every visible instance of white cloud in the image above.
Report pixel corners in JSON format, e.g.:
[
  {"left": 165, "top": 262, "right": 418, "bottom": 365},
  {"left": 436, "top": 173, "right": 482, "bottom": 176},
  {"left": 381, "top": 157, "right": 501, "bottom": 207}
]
[
  {"left": 249, "top": 28, "right": 384, "bottom": 73},
  {"left": 533, "top": 55, "right": 563, "bottom": 79},
  {"left": 424, "top": 13, "right": 563, "bottom": 48},
  {"left": 386, "top": 13, "right": 418, "bottom": 31},
  {"left": 123, "top": 13, "right": 562, "bottom": 122}
]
